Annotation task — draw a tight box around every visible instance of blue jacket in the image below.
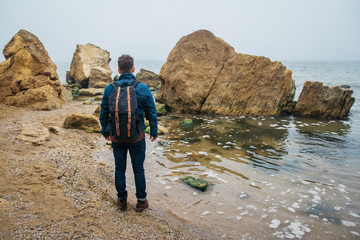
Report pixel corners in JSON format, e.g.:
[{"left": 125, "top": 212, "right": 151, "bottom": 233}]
[{"left": 99, "top": 73, "right": 158, "bottom": 138}]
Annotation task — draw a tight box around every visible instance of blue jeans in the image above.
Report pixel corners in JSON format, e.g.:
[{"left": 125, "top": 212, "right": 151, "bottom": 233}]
[{"left": 112, "top": 139, "right": 147, "bottom": 200}]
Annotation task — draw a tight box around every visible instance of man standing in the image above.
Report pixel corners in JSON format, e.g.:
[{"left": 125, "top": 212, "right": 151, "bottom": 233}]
[{"left": 99, "top": 54, "right": 158, "bottom": 212}]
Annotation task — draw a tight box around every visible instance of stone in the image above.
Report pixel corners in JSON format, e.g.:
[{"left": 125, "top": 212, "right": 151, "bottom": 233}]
[
  {"left": 17, "top": 123, "right": 50, "bottom": 145},
  {"left": 156, "top": 30, "right": 295, "bottom": 116},
  {"left": 88, "top": 67, "right": 112, "bottom": 88},
  {"left": 78, "top": 88, "right": 104, "bottom": 96},
  {"left": 201, "top": 53, "right": 295, "bottom": 116},
  {"left": 63, "top": 113, "right": 101, "bottom": 133},
  {"left": 48, "top": 126, "right": 62, "bottom": 135},
  {"left": 156, "top": 102, "right": 167, "bottom": 116},
  {"left": 136, "top": 69, "right": 161, "bottom": 88},
  {"left": 69, "top": 43, "right": 112, "bottom": 88},
  {"left": 180, "top": 119, "right": 193, "bottom": 126},
  {"left": 182, "top": 176, "right": 208, "bottom": 191},
  {"left": 158, "top": 125, "right": 169, "bottom": 135},
  {"left": 5, "top": 85, "right": 63, "bottom": 110},
  {"left": 93, "top": 105, "right": 101, "bottom": 117},
  {"left": 293, "top": 81, "right": 355, "bottom": 119},
  {"left": 157, "top": 30, "right": 236, "bottom": 113},
  {"left": 0, "top": 29, "right": 65, "bottom": 110}
]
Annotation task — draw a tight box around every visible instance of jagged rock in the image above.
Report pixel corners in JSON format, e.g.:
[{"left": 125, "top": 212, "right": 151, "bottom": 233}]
[
  {"left": 136, "top": 69, "right": 161, "bottom": 88},
  {"left": 63, "top": 113, "right": 101, "bottom": 133},
  {"left": 157, "top": 30, "right": 295, "bottom": 116},
  {"left": 17, "top": 123, "right": 50, "bottom": 145},
  {"left": 201, "top": 53, "right": 295, "bottom": 116},
  {"left": 6, "top": 85, "right": 63, "bottom": 110},
  {"left": 293, "top": 81, "right": 355, "bottom": 119},
  {"left": 69, "top": 43, "right": 112, "bottom": 88},
  {"left": 0, "top": 29, "right": 64, "bottom": 110},
  {"left": 157, "top": 30, "right": 236, "bottom": 113}
]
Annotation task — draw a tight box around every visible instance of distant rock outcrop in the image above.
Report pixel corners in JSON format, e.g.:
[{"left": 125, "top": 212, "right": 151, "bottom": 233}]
[
  {"left": 156, "top": 30, "right": 295, "bottom": 116},
  {"left": 0, "top": 29, "right": 65, "bottom": 110},
  {"left": 136, "top": 69, "right": 161, "bottom": 89},
  {"left": 293, "top": 81, "right": 355, "bottom": 119},
  {"left": 69, "top": 43, "right": 112, "bottom": 88}
]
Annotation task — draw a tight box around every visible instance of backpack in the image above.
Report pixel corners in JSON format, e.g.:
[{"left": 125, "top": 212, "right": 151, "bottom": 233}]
[{"left": 108, "top": 80, "right": 142, "bottom": 141}]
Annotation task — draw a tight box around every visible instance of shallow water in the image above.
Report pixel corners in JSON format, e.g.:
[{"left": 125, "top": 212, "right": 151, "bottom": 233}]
[
  {"left": 144, "top": 112, "right": 360, "bottom": 239},
  {"left": 85, "top": 60, "right": 360, "bottom": 239}
]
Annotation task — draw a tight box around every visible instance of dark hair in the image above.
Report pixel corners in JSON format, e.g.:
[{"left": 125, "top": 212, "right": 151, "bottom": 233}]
[{"left": 118, "top": 54, "right": 134, "bottom": 73}]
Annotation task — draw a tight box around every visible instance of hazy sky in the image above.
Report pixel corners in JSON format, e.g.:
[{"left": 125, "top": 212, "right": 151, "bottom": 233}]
[{"left": 1, "top": 0, "right": 359, "bottom": 63}]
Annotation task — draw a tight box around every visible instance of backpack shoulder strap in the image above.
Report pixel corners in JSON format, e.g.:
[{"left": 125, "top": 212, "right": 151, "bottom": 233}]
[
  {"left": 111, "top": 82, "right": 120, "bottom": 89},
  {"left": 130, "top": 80, "right": 139, "bottom": 87}
]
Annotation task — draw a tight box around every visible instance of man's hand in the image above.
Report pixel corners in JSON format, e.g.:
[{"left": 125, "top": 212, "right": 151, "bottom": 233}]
[
  {"left": 150, "top": 136, "right": 157, "bottom": 142},
  {"left": 105, "top": 136, "right": 111, "bottom": 141}
]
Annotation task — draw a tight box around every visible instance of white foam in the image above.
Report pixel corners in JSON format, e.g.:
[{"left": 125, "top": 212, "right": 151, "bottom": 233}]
[
  {"left": 287, "top": 207, "right": 296, "bottom": 213},
  {"left": 269, "top": 219, "right": 281, "bottom": 229},
  {"left": 341, "top": 220, "right": 356, "bottom": 227},
  {"left": 201, "top": 211, "right": 210, "bottom": 216}
]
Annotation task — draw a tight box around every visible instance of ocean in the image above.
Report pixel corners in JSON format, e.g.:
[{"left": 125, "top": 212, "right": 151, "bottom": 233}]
[{"left": 57, "top": 60, "right": 360, "bottom": 239}]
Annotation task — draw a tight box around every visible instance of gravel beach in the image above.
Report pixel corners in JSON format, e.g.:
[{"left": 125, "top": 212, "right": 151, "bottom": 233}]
[{"left": 0, "top": 102, "right": 213, "bottom": 239}]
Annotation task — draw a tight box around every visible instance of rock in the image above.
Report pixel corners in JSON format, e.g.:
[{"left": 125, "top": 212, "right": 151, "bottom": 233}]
[
  {"left": 0, "top": 29, "right": 65, "bottom": 110},
  {"left": 63, "top": 113, "right": 101, "bottom": 133},
  {"left": 156, "top": 103, "right": 167, "bottom": 116},
  {"left": 88, "top": 67, "right": 112, "bottom": 88},
  {"left": 180, "top": 119, "right": 193, "bottom": 126},
  {"left": 293, "top": 81, "right": 355, "bottom": 119},
  {"left": 66, "top": 71, "right": 75, "bottom": 84},
  {"left": 158, "top": 125, "right": 169, "bottom": 135},
  {"left": 136, "top": 69, "right": 161, "bottom": 88},
  {"left": 78, "top": 88, "right": 104, "bottom": 96},
  {"left": 93, "top": 105, "right": 101, "bottom": 117},
  {"left": 340, "top": 85, "right": 350, "bottom": 89},
  {"left": 156, "top": 30, "right": 295, "bottom": 116},
  {"left": 182, "top": 176, "right": 209, "bottom": 191},
  {"left": 48, "top": 126, "right": 62, "bottom": 135},
  {"left": 69, "top": 43, "right": 112, "bottom": 88},
  {"left": 145, "top": 125, "right": 169, "bottom": 135},
  {"left": 17, "top": 123, "right": 50, "bottom": 145},
  {"left": 157, "top": 30, "right": 236, "bottom": 113},
  {"left": 201, "top": 53, "right": 295, "bottom": 116},
  {"left": 5, "top": 85, "right": 63, "bottom": 110}
]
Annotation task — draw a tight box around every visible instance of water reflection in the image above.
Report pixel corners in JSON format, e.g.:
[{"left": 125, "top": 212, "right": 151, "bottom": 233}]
[{"left": 159, "top": 114, "right": 290, "bottom": 175}]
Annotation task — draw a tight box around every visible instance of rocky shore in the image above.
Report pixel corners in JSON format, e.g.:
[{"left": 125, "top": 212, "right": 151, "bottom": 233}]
[{"left": 0, "top": 102, "right": 212, "bottom": 239}]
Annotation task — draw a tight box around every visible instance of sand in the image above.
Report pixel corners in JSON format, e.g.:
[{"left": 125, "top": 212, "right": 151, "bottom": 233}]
[{"left": 0, "top": 102, "right": 212, "bottom": 239}]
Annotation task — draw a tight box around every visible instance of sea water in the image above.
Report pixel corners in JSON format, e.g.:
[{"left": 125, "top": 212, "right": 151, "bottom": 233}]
[{"left": 59, "top": 60, "right": 360, "bottom": 239}]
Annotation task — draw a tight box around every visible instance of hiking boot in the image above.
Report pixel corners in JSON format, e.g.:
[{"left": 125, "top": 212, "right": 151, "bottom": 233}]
[
  {"left": 135, "top": 199, "right": 148, "bottom": 212},
  {"left": 117, "top": 198, "right": 127, "bottom": 211}
]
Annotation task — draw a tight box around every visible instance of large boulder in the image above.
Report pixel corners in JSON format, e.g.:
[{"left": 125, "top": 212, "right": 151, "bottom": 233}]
[
  {"left": 136, "top": 68, "right": 161, "bottom": 88},
  {"left": 69, "top": 43, "right": 112, "bottom": 88},
  {"left": 201, "top": 54, "right": 295, "bottom": 116},
  {"left": 293, "top": 81, "right": 355, "bottom": 119},
  {"left": 0, "top": 29, "right": 64, "bottom": 110},
  {"left": 156, "top": 30, "right": 295, "bottom": 116},
  {"left": 157, "top": 30, "right": 236, "bottom": 113}
]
